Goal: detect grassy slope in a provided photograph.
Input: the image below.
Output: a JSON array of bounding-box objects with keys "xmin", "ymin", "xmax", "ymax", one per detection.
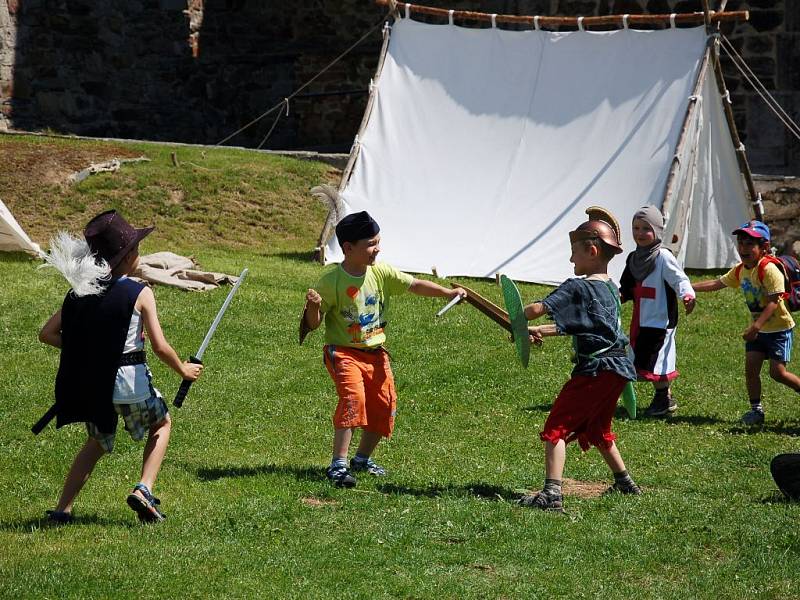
[{"xmin": 1, "ymin": 135, "xmax": 799, "ymax": 599}]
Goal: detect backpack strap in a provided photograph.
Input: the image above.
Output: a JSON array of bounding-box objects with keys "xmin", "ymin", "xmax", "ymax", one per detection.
[{"xmin": 756, "ymin": 256, "xmax": 790, "ymax": 300}]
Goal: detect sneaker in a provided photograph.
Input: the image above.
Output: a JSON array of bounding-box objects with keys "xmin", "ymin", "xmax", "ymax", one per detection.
[
  {"xmin": 603, "ymin": 480, "xmax": 642, "ymax": 496},
  {"xmin": 349, "ymin": 457, "xmax": 387, "ymax": 476},
  {"xmin": 643, "ymin": 392, "xmax": 678, "ymax": 417},
  {"xmin": 326, "ymin": 465, "xmax": 357, "ymax": 488},
  {"xmin": 741, "ymin": 408, "xmax": 765, "ymax": 425},
  {"xmin": 45, "ymin": 510, "xmax": 73, "ymax": 525},
  {"xmin": 517, "ymin": 491, "xmax": 564, "ymax": 513},
  {"xmin": 126, "ymin": 483, "xmax": 166, "ymax": 523}
]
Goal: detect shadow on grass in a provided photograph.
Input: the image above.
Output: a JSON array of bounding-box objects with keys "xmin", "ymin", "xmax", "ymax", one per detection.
[
  {"xmin": 661, "ymin": 414, "xmax": 730, "ymax": 426},
  {"xmin": 271, "ymin": 250, "xmax": 318, "ymax": 264},
  {"xmin": 0, "ymin": 513, "xmax": 133, "ymax": 531},
  {"xmin": 727, "ymin": 421, "xmax": 800, "ymax": 436},
  {"xmin": 521, "ymin": 404, "xmax": 550, "ymax": 413},
  {"xmin": 0, "ymin": 251, "xmax": 37, "ymax": 264},
  {"xmin": 195, "ymin": 463, "xmax": 325, "ymax": 483},
  {"xmin": 759, "ymin": 490, "xmax": 799, "ymax": 504},
  {"xmin": 376, "ymin": 481, "xmax": 520, "ymax": 502}
]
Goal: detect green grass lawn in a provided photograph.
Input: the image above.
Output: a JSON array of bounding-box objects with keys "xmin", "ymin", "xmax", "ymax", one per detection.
[{"xmin": 1, "ymin": 135, "xmax": 799, "ymax": 599}]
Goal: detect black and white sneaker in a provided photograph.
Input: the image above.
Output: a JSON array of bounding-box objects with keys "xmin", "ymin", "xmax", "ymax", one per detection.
[
  {"xmin": 326, "ymin": 465, "xmax": 357, "ymax": 488},
  {"xmin": 349, "ymin": 457, "xmax": 387, "ymax": 476}
]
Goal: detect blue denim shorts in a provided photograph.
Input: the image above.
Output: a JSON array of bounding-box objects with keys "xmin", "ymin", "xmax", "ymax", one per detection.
[
  {"xmin": 86, "ymin": 394, "xmax": 169, "ymax": 453},
  {"xmin": 745, "ymin": 329, "xmax": 793, "ymax": 363}
]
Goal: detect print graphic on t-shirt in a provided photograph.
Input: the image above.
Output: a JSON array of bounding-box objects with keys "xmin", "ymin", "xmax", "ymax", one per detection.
[{"xmin": 340, "ymin": 290, "xmax": 384, "ymax": 343}]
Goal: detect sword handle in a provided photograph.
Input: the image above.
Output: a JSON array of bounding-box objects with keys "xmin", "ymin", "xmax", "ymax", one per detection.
[{"xmin": 173, "ymin": 356, "xmax": 203, "ymax": 408}]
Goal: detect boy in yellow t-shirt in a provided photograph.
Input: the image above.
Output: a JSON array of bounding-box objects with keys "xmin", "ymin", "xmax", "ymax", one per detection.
[
  {"xmin": 304, "ymin": 211, "xmax": 465, "ymax": 487},
  {"xmin": 693, "ymin": 220, "xmax": 800, "ymax": 424}
]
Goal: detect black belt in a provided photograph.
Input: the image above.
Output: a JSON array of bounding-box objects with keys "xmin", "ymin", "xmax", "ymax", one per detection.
[{"xmin": 119, "ymin": 351, "xmax": 146, "ymax": 366}]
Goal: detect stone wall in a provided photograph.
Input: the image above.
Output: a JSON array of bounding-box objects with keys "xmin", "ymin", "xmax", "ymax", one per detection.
[{"xmin": 0, "ymin": 1, "xmax": 798, "ymax": 170}]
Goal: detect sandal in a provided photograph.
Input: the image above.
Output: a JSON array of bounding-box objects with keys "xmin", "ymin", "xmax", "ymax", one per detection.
[{"xmin": 126, "ymin": 483, "xmax": 166, "ymax": 523}]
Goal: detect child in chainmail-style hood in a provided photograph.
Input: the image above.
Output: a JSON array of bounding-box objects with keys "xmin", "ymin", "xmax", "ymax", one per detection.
[{"xmin": 620, "ymin": 205, "xmax": 696, "ymax": 417}]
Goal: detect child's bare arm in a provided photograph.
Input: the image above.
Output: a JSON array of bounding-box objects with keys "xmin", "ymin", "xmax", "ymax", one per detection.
[
  {"xmin": 137, "ymin": 288, "xmax": 203, "ymax": 381},
  {"xmin": 743, "ymin": 295, "xmax": 780, "ymax": 341},
  {"xmin": 39, "ymin": 310, "xmax": 63, "ymax": 348},
  {"xmin": 523, "ymin": 302, "xmax": 547, "ymax": 321},
  {"xmin": 409, "ymin": 279, "xmax": 465, "ymax": 300},
  {"xmin": 692, "ymin": 279, "xmax": 725, "ymax": 292},
  {"xmin": 305, "ymin": 289, "xmax": 323, "ymax": 330}
]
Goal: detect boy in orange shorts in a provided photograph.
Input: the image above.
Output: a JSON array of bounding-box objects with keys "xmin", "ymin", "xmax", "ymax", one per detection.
[{"xmin": 304, "ymin": 211, "xmax": 465, "ymax": 487}]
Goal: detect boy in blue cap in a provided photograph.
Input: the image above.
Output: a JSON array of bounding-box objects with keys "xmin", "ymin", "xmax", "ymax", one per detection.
[{"xmin": 693, "ymin": 220, "xmax": 800, "ymax": 424}]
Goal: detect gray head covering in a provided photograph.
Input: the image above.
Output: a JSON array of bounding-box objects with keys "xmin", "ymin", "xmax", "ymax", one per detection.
[{"xmin": 628, "ymin": 205, "xmax": 664, "ymax": 281}]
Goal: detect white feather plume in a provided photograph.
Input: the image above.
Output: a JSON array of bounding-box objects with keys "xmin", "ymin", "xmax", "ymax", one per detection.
[{"xmin": 39, "ymin": 231, "xmax": 111, "ymax": 296}]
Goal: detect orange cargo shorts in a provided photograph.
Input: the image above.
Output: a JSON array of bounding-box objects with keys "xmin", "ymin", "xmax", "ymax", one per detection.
[{"xmin": 323, "ymin": 345, "xmax": 397, "ymax": 438}]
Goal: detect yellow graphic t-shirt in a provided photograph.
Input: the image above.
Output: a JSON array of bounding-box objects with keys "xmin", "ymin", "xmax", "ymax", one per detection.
[
  {"xmin": 315, "ymin": 262, "xmax": 414, "ymax": 349},
  {"xmin": 720, "ymin": 260, "xmax": 795, "ymax": 333}
]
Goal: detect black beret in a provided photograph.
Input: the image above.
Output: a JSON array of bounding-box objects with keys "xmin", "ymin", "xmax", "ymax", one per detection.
[{"xmin": 335, "ymin": 211, "xmax": 380, "ymax": 244}]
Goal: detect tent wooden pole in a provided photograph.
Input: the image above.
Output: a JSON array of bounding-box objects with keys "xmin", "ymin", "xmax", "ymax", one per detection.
[
  {"xmin": 701, "ymin": 0, "xmax": 712, "ymax": 31},
  {"xmin": 374, "ymin": 1, "xmax": 748, "ymax": 29},
  {"xmin": 709, "ymin": 36, "xmax": 762, "ymax": 218},
  {"xmin": 316, "ymin": 20, "xmax": 394, "ymax": 258},
  {"xmin": 661, "ymin": 45, "xmax": 711, "ymax": 222}
]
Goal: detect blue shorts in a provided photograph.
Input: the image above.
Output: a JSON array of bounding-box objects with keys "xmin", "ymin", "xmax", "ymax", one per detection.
[
  {"xmin": 86, "ymin": 394, "xmax": 169, "ymax": 453},
  {"xmin": 745, "ymin": 329, "xmax": 793, "ymax": 363}
]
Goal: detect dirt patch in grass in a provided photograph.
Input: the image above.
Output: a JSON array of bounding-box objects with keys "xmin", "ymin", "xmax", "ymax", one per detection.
[
  {"xmin": 562, "ymin": 478, "xmax": 608, "ymax": 499},
  {"xmin": 300, "ymin": 497, "xmax": 337, "ymax": 507},
  {"xmin": 2, "ymin": 137, "xmax": 141, "ymax": 189}
]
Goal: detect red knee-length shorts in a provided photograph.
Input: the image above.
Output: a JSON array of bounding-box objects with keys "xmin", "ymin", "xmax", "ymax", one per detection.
[{"xmin": 540, "ymin": 371, "xmax": 628, "ymax": 451}]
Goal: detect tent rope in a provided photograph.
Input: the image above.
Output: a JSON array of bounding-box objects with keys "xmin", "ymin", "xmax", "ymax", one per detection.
[
  {"xmin": 214, "ymin": 14, "xmax": 389, "ymax": 147},
  {"xmin": 719, "ymin": 35, "xmax": 800, "ymax": 141}
]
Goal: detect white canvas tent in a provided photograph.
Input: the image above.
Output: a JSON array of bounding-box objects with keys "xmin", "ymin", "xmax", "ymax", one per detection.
[
  {"xmin": 323, "ymin": 9, "xmax": 756, "ymax": 285},
  {"xmin": 0, "ymin": 199, "xmax": 40, "ymax": 254}
]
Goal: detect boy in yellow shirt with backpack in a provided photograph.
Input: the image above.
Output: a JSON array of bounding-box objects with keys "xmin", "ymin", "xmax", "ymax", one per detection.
[{"xmin": 693, "ymin": 220, "xmax": 800, "ymax": 424}]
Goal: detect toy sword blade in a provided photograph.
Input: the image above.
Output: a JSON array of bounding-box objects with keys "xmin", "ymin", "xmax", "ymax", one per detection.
[
  {"xmin": 173, "ymin": 268, "xmax": 248, "ymax": 408},
  {"xmin": 435, "ymin": 294, "xmax": 463, "ymax": 318}
]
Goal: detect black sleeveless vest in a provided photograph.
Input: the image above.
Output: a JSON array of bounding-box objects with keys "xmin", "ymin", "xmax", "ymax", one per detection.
[{"xmin": 54, "ymin": 277, "xmax": 145, "ymax": 433}]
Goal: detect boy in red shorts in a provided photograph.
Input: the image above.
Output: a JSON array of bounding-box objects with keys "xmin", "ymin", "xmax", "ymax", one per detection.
[
  {"xmin": 304, "ymin": 211, "xmax": 465, "ymax": 487},
  {"xmin": 518, "ymin": 212, "xmax": 641, "ymax": 511}
]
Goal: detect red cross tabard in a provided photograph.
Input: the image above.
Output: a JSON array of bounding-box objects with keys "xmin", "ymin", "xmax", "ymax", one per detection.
[{"xmin": 630, "ymin": 282, "xmax": 656, "ymax": 345}]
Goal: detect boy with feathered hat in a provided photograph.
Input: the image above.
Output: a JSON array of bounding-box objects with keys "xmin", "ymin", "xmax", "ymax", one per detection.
[{"xmin": 38, "ymin": 210, "xmax": 203, "ymax": 523}]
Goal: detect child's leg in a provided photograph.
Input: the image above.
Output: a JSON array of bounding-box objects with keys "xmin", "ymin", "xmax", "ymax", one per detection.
[
  {"xmin": 745, "ymin": 351, "xmax": 765, "ymax": 402},
  {"xmin": 597, "ymin": 442, "xmax": 641, "ymax": 495},
  {"xmin": 136, "ymin": 415, "xmax": 171, "ymax": 495},
  {"xmin": 55, "ymin": 437, "xmax": 106, "ymax": 513},
  {"xmin": 597, "ymin": 441, "xmax": 626, "ymax": 473},
  {"xmin": 743, "ymin": 351, "xmax": 767, "ymax": 424},
  {"xmin": 768, "ymin": 360, "xmax": 800, "ymax": 392},
  {"xmin": 544, "ymin": 439, "xmax": 566, "ymax": 480},
  {"xmin": 333, "ymin": 427, "xmax": 354, "ymax": 460},
  {"xmin": 355, "ymin": 430, "xmax": 382, "ymax": 458},
  {"xmin": 518, "ymin": 439, "xmax": 566, "ymax": 511}
]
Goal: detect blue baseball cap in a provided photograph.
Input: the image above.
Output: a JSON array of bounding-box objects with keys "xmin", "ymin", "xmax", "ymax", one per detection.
[{"xmin": 732, "ymin": 220, "xmax": 770, "ymax": 242}]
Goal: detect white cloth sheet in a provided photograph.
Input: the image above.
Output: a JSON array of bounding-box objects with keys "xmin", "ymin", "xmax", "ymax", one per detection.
[{"xmin": 327, "ymin": 19, "xmax": 750, "ymax": 284}]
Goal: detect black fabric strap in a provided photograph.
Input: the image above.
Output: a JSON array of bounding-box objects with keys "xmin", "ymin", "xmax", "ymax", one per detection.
[{"xmin": 119, "ymin": 351, "xmax": 146, "ymax": 366}]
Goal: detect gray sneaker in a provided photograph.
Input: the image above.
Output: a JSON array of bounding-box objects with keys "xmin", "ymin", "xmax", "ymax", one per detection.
[
  {"xmin": 349, "ymin": 457, "xmax": 386, "ymax": 476},
  {"xmin": 603, "ymin": 480, "xmax": 642, "ymax": 496},
  {"xmin": 517, "ymin": 491, "xmax": 564, "ymax": 513},
  {"xmin": 741, "ymin": 408, "xmax": 765, "ymax": 425}
]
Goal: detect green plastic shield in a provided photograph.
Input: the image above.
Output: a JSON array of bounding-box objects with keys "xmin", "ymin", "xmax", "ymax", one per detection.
[{"xmin": 500, "ymin": 275, "xmax": 530, "ymax": 368}]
